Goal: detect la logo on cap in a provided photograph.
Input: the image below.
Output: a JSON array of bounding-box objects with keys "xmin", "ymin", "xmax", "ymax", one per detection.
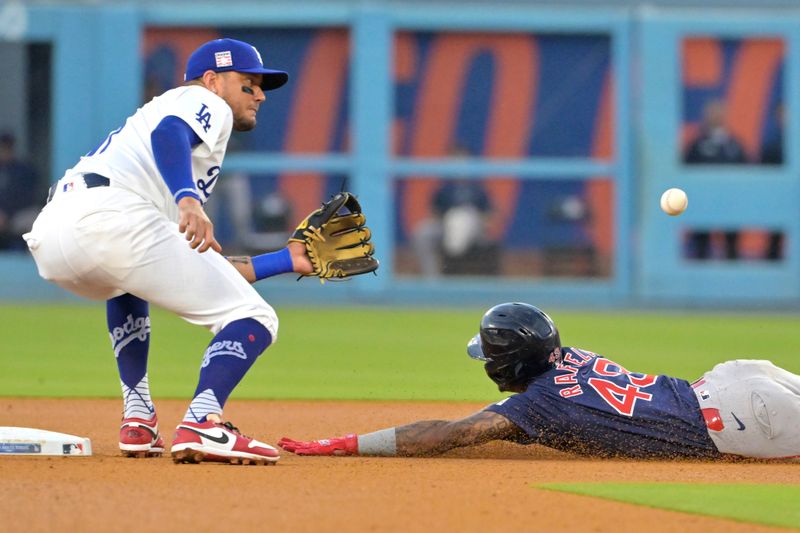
[{"xmin": 215, "ymin": 51, "xmax": 233, "ymax": 68}]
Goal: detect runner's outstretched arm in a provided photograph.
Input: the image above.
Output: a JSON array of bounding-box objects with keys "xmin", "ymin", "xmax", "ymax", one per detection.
[{"xmin": 278, "ymin": 410, "xmax": 523, "ymax": 457}]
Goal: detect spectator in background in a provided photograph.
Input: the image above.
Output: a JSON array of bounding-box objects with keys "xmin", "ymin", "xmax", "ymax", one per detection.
[
  {"xmin": 204, "ymin": 172, "xmax": 292, "ymax": 255},
  {"xmin": 0, "ymin": 133, "xmax": 41, "ymax": 251},
  {"xmin": 684, "ymin": 99, "xmax": 746, "ymax": 260},
  {"xmin": 760, "ymin": 103, "xmax": 784, "ymax": 261},
  {"xmin": 412, "ymin": 145, "xmax": 498, "ymax": 277},
  {"xmin": 760, "ymin": 102, "xmax": 784, "ymax": 166},
  {"xmin": 684, "ymin": 99, "xmax": 748, "ymax": 164}
]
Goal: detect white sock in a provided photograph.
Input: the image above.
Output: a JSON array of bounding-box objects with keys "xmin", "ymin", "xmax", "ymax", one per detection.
[
  {"xmin": 184, "ymin": 388, "xmax": 222, "ymax": 423},
  {"xmin": 121, "ymin": 374, "xmax": 155, "ymax": 420}
]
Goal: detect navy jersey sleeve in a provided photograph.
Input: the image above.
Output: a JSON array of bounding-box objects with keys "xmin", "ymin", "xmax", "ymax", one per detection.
[{"xmin": 488, "ymin": 348, "xmax": 720, "ymax": 459}]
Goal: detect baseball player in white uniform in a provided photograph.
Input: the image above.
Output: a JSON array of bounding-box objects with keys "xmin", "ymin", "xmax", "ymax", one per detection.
[{"xmin": 24, "ymin": 38, "xmax": 313, "ymax": 465}]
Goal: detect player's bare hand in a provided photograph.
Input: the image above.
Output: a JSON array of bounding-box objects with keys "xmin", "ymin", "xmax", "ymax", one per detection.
[
  {"xmin": 287, "ymin": 241, "xmax": 313, "ymax": 275},
  {"xmin": 177, "ymin": 196, "xmax": 222, "ymax": 253}
]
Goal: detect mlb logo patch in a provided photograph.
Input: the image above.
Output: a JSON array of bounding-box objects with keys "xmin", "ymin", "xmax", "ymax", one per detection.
[
  {"xmin": 62, "ymin": 443, "xmax": 85, "ymax": 455},
  {"xmin": 215, "ymin": 51, "xmax": 233, "ymax": 68}
]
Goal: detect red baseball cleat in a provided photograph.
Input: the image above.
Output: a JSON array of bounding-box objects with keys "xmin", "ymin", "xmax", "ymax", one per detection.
[
  {"xmin": 119, "ymin": 415, "xmax": 164, "ymax": 458},
  {"xmin": 170, "ymin": 419, "xmax": 279, "ymax": 466}
]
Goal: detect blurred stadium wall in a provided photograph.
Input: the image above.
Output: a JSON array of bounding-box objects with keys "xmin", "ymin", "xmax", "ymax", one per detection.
[{"xmin": 1, "ymin": 0, "xmax": 798, "ymax": 309}]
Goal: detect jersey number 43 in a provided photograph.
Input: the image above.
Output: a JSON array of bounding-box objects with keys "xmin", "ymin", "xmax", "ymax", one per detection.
[{"xmin": 587, "ymin": 358, "xmax": 658, "ymax": 416}]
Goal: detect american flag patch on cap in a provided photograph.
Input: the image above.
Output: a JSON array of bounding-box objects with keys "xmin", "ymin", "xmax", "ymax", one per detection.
[{"xmin": 215, "ymin": 51, "xmax": 233, "ymax": 68}]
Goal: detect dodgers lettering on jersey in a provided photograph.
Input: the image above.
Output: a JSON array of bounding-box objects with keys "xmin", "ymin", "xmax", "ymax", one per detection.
[
  {"xmin": 59, "ymin": 86, "xmax": 233, "ymax": 222},
  {"xmin": 487, "ymin": 348, "xmax": 720, "ymax": 458}
]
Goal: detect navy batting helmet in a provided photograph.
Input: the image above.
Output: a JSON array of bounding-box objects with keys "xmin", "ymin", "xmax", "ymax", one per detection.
[{"xmin": 467, "ymin": 302, "xmax": 561, "ymax": 392}]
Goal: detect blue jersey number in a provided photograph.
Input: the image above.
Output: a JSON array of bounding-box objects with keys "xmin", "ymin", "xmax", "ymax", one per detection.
[
  {"xmin": 86, "ymin": 127, "xmax": 122, "ymax": 157},
  {"xmin": 197, "ymin": 166, "xmax": 220, "ymax": 200}
]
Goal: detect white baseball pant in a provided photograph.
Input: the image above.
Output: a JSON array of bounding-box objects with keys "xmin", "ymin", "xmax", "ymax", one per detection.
[
  {"xmin": 24, "ymin": 186, "xmax": 278, "ymax": 339},
  {"xmin": 693, "ymin": 359, "xmax": 800, "ymax": 459}
]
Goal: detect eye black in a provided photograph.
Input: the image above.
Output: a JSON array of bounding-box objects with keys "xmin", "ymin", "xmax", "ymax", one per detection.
[{"xmin": 241, "ymin": 86, "xmax": 255, "ymax": 95}]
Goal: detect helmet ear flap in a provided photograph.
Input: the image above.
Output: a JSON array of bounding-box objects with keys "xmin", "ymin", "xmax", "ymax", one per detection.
[{"xmin": 483, "ymin": 359, "xmax": 526, "ymax": 392}]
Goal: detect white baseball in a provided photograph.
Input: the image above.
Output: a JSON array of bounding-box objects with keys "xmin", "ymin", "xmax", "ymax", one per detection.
[{"xmin": 660, "ymin": 188, "xmax": 688, "ymax": 216}]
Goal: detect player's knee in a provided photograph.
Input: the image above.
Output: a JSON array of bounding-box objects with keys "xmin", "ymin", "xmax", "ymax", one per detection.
[
  {"xmin": 215, "ymin": 302, "xmax": 279, "ymax": 343},
  {"xmin": 250, "ymin": 303, "xmax": 279, "ymax": 342},
  {"xmin": 227, "ymin": 317, "xmax": 273, "ymax": 355}
]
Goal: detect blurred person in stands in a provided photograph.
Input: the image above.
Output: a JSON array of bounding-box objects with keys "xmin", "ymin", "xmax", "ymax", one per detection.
[
  {"xmin": 684, "ymin": 99, "xmax": 748, "ymax": 164},
  {"xmin": 760, "ymin": 102, "xmax": 783, "ymax": 166},
  {"xmin": 760, "ymin": 103, "xmax": 784, "ymax": 261},
  {"xmin": 205, "ymin": 172, "xmax": 292, "ymax": 255},
  {"xmin": 684, "ymin": 99, "xmax": 746, "ymax": 260},
  {"xmin": 0, "ymin": 133, "xmax": 41, "ymax": 251},
  {"xmin": 412, "ymin": 145, "xmax": 498, "ymax": 277}
]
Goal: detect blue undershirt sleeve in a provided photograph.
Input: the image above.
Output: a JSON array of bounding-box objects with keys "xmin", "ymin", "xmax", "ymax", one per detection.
[{"xmin": 151, "ymin": 115, "xmax": 204, "ymax": 203}]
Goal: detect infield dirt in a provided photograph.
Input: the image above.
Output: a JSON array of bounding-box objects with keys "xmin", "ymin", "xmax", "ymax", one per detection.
[{"xmin": 1, "ymin": 398, "xmax": 797, "ymax": 532}]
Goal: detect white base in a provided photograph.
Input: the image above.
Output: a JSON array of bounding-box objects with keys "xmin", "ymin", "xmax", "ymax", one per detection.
[{"xmin": 0, "ymin": 427, "xmax": 92, "ymax": 456}]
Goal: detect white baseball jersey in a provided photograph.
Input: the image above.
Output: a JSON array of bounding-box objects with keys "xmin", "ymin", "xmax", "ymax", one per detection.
[
  {"xmin": 25, "ymin": 85, "xmax": 278, "ymax": 338},
  {"xmin": 60, "ymin": 85, "xmax": 232, "ymax": 221}
]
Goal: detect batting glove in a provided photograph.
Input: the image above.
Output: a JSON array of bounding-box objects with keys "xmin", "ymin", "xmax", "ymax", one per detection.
[{"xmin": 277, "ymin": 434, "xmax": 359, "ymax": 456}]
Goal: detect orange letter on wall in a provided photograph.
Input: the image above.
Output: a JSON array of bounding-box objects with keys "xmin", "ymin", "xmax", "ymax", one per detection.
[
  {"xmin": 401, "ymin": 33, "xmax": 538, "ymax": 240},
  {"xmin": 279, "ymin": 30, "xmax": 350, "ymax": 217}
]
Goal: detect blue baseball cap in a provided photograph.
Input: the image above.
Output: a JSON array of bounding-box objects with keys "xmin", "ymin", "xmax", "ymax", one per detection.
[{"xmin": 184, "ymin": 38, "xmax": 288, "ymax": 91}]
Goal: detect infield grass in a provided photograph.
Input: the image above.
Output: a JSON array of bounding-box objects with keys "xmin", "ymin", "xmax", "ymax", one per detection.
[
  {"xmin": 539, "ymin": 483, "xmax": 800, "ymax": 529},
  {"xmin": 1, "ymin": 303, "xmax": 799, "ymax": 401}
]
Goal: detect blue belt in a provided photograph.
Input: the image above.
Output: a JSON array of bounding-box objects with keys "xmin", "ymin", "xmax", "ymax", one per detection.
[{"xmin": 47, "ymin": 173, "xmax": 110, "ymax": 203}]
